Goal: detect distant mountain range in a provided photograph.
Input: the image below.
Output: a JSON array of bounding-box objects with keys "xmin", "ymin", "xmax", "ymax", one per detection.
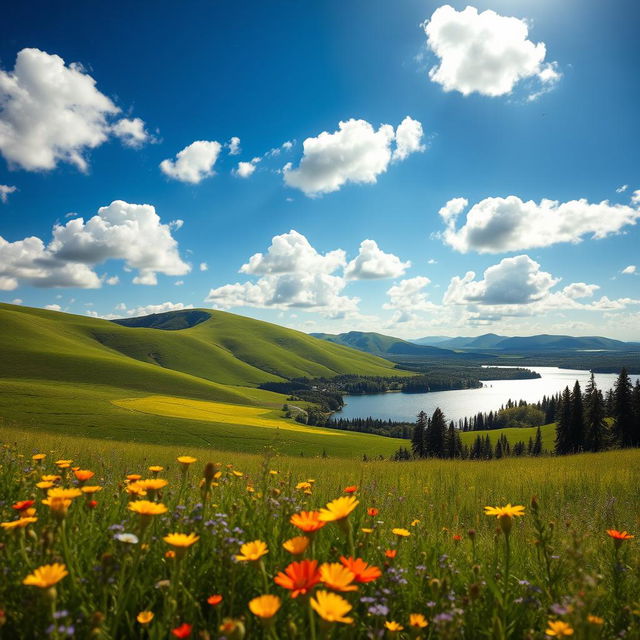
[
  {"xmin": 310, "ymin": 331, "xmax": 455, "ymax": 357},
  {"xmin": 410, "ymin": 333, "xmax": 639, "ymax": 351}
]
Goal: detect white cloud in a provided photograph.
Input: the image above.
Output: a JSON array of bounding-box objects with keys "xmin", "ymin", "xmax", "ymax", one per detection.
[
  {"xmin": 616, "ymin": 184, "xmax": 628, "ymax": 193},
  {"xmin": 10, "ymin": 298, "xmax": 22, "ymax": 304},
  {"xmin": 392, "ymin": 117, "xmax": 425, "ymax": 161},
  {"xmin": 344, "ymin": 239, "xmax": 410, "ymax": 280},
  {"xmin": 632, "ymin": 190, "xmax": 640, "ymax": 205},
  {"xmin": 240, "ymin": 230, "xmax": 346, "ymax": 275},
  {"xmin": 199, "ymin": 262, "xmax": 208, "ymax": 272},
  {"xmin": 622, "ymin": 265, "xmax": 637, "ymax": 275},
  {"xmin": 444, "ymin": 255, "xmax": 559, "ymax": 305},
  {"xmin": 174, "ymin": 280, "xmax": 184, "ymax": 286},
  {"xmin": 439, "ymin": 195, "xmax": 640, "ymax": 253},
  {"xmin": 0, "ymin": 185, "xmax": 17, "ymax": 203},
  {"xmin": 105, "ymin": 275, "xmax": 119, "ymax": 285},
  {"xmin": 384, "ymin": 277, "xmax": 433, "ymax": 312},
  {"xmin": 122, "ymin": 301, "xmax": 194, "ymax": 317},
  {"xmin": 234, "ymin": 158, "xmax": 260, "ymax": 178},
  {"xmin": 44, "ymin": 304, "xmax": 62, "ymax": 311},
  {"xmin": 160, "ymin": 140, "xmax": 222, "ymax": 183},
  {"xmin": 427, "ymin": 258, "xmax": 437, "ymax": 264},
  {"xmin": 0, "ymin": 48, "xmax": 147, "ymax": 171},
  {"xmin": 111, "ymin": 117, "xmax": 150, "ymax": 148},
  {"xmin": 423, "ymin": 5, "xmax": 560, "ymax": 98},
  {"xmin": 283, "ymin": 117, "xmax": 424, "ymax": 196},
  {"xmin": 562, "ymin": 282, "xmax": 600, "ymax": 299},
  {"xmin": 206, "ymin": 230, "xmax": 357, "ymax": 318},
  {"xmin": 228, "ymin": 136, "xmax": 241, "ymax": 155},
  {"xmin": 0, "ymin": 200, "xmax": 188, "ymax": 290}
]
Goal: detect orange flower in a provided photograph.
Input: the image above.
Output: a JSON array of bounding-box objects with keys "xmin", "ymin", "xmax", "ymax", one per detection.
[
  {"xmin": 339, "ymin": 557, "xmax": 382, "ymax": 583},
  {"xmin": 207, "ymin": 594, "xmax": 223, "ymax": 606},
  {"xmin": 12, "ymin": 500, "xmax": 35, "ymax": 512},
  {"xmin": 290, "ymin": 510, "xmax": 326, "ymax": 533},
  {"xmin": 409, "ymin": 613, "xmax": 429, "ymax": 628},
  {"xmin": 74, "ymin": 469, "xmax": 95, "ymax": 483},
  {"xmin": 343, "ymin": 485, "xmax": 358, "ymax": 494},
  {"xmin": 171, "ymin": 623, "xmax": 192, "ymax": 638},
  {"xmin": 385, "ymin": 549, "xmax": 397, "ymax": 559},
  {"xmin": 319, "ymin": 562, "xmax": 358, "ymax": 592},
  {"xmin": 367, "ymin": 507, "xmax": 379, "ymax": 517},
  {"xmin": 274, "ymin": 559, "xmax": 321, "ymax": 598},
  {"xmin": 282, "ymin": 536, "xmax": 309, "ymax": 556},
  {"xmin": 318, "ymin": 496, "xmax": 359, "ymax": 522},
  {"xmin": 452, "ymin": 534, "xmax": 463, "ymax": 542},
  {"xmin": 606, "ymin": 529, "xmax": 633, "ymax": 543}
]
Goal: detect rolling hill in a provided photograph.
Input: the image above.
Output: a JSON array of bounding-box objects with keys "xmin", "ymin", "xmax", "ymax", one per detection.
[{"xmin": 0, "ymin": 303, "xmax": 407, "ymax": 457}]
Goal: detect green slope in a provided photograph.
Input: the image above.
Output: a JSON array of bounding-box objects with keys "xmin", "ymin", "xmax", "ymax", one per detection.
[
  {"xmin": 460, "ymin": 423, "xmax": 556, "ymax": 452},
  {"xmin": 0, "ymin": 303, "xmax": 407, "ymax": 457}
]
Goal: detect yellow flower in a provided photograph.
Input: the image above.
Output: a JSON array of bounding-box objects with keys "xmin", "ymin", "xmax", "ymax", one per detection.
[
  {"xmin": 484, "ymin": 504, "xmax": 525, "ymax": 535},
  {"xmin": 283, "ymin": 536, "xmax": 309, "ymax": 556},
  {"xmin": 1, "ymin": 517, "xmax": 37, "ymax": 530},
  {"xmin": 409, "ymin": 613, "xmax": 428, "ymax": 628},
  {"xmin": 125, "ymin": 482, "xmax": 147, "ymax": 497},
  {"xmin": 137, "ymin": 478, "xmax": 169, "ymax": 492},
  {"xmin": 128, "ymin": 500, "xmax": 168, "ymax": 527},
  {"xmin": 310, "ymin": 590, "xmax": 353, "ymax": 624},
  {"xmin": 126, "ymin": 474, "xmax": 142, "ymax": 482},
  {"xmin": 36, "ymin": 481, "xmax": 54, "ymax": 490},
  {"xmin": 296, "ymin": 481, "xmax": 312, "ymax": 491},
  {"xmin": 32, "ymin": 453, "xmax": 46, "ymax": 462},
  {"xmin": 137, "ymin": 611, "xmax": 154, "ymax": 625},
  {"xmin": 163, "ymin": 532, "xmax": 200, "ymax": 548},
  {"xmin": 148, "ymin": 465, "xmax": 164, "ymax": 473},
  {"xmin": 23, "ymin": 563, "xmax": 68, "ymax": 588},
  {"xmin": 81, "ymin": 486, "xmax": 103, "ymax": 494},
  {"xmin": 385, "ymin": 621, "xmax": 404, "ymax": 632},
  {"xmin": 249, "ymin": 594, "xmax": 281, "ymax": 619},
  {"xmin": 392, "ymin": 528, "xmax": 411, "ymax": 537},
  {"xmin": 587, "ymin": 615, "xmax": 604, "ymax": 625},
  {"xmin": 232, "ymin": 470, "xmax": 244, "ymax": 477},
  {"xmin": 361, "ymin": 528, "xmax": 374, "ymax": 534},
  {"xmin": 546, "ymin": 621, "xmax": 574, "ymax": 637},
  {"xmin": 318, "ymin": 496, "xmax": 359, "ymax": 522},
  {"xmin": 41, "ymin": 475, "xmax": 61, "ymax": 483},
  {"xmin": 411, "ymin": 519, "xmax": 420, "ymax": 527},
  {"xmin": 177, "ymin": 455, "xmax": 197, "ymax": 467},
  {"xmin": 55, "ymin": 459, "xmax": 73, "ymax": 467},
  {"xmin": 47, "ymin": 487, "xmax": 82, "ymax": 500},
  {"xmin": 42, "ymin": 497, "xmax": 72, "ymax": 517},
  {"xmin": 319, "ymin": 562, "xmax": 357, "ymax": 592},
  {"xmin": 236, "ymin": 539, "xmax": 268, "ymax": 562}
]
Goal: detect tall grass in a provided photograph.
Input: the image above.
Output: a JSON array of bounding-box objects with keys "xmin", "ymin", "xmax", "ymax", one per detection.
[{"xmin": 0, "ymin": 426, "xmax": 638, "ymax": 639}]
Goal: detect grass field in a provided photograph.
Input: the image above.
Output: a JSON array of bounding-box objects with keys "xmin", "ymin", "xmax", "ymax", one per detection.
[
  {"xmin": 0, "ymin": 426, "xmax": 638, "ymax": 638},
  {"xmin": 460, "ymin": 423, "xmax": 556, "ymax": 451}
]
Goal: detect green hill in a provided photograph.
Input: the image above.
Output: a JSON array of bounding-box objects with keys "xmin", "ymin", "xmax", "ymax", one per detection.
[
  {"xmin": 460, "ymin": 423, "xmax": 556, "ymax": 452},
  {"xmin": 0, "ymin": 304, "xmax": 407, "ymax": 457}
]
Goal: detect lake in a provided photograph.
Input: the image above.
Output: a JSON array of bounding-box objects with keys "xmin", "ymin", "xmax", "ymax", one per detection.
[{"xmin": 336, "ymin": 366, "xmax": 640, "ymax": 423}]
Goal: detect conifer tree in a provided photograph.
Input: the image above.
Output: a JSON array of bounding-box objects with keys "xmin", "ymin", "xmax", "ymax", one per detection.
[
  {"xmin": 555, "ymin": 386, "xmax": 573, "ymax": 455},
  {"xmin": 425, "ymin": 408, "xmax": 447, "ymax": 457},
  {"xmin": 613, "ymin": 368, "xmax": 634, "ymax": 447},
  {"xmin": 584, "ymin": 373, "xmax": 606, "ymax": 452},
  {"xmin": 533, "ymin": 426, "xmax": 543, "ymax": 456},
  {"xmin": 570, "ymin": 380, "xmax": 584, "ymax": 452},
  {"xmin": 631, "ymin": 379, "xmax": 640, "ymax": 447},
  {"xmin": 411, "ymin": 411, "xmax": 427, "ymax": 458}
]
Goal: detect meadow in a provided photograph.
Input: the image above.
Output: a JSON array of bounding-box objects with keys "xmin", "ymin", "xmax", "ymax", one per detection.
[{"xmin": 1, "ymin": 425, "xmax": 638, "ymax": 639}]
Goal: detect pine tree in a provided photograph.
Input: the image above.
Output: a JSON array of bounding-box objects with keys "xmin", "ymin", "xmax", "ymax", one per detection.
[
  {"xmin": 555, "ymin": 386, "xmax": 573, "ymax": 455},
  {"xmin": 584, "ymin": 373, "xmax": 606, "ymax": 452},
  {"xmin": 533, "ymin": 426, "xmax": 543, "ymax": 456},
  {"xmin": 411, "ymin": 411, "xmax": 427, "ymax": 458},
  {"xmin": 425, "ymin": 408, "xmax": 447, "ymax": 457},
  {"xmin": 613, "ymin": 368, "xmax": 634, "ymax": 447},
  {"xmin": 631, "ymin": 379, "xmax": 640, "ymax": 447},
  {"xmin": 569, "ymin": 380, "xmax": 584, "ymax": 452}
]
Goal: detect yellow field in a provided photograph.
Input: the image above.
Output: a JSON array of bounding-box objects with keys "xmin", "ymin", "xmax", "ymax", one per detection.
[{"xmin": 112, "ymin": 395, "xmax": 344, "ymax": 436}]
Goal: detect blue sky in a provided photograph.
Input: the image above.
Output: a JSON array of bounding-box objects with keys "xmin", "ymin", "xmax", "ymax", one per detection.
[{"xmin": 1, "ymin": 0, "xmax": 639, "ymax": 339}]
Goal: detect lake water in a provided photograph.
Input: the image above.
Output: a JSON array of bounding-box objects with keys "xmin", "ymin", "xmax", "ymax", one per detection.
[{"xmin": 336, "ymin": 366, "xmax": 640, "ymax": 423}]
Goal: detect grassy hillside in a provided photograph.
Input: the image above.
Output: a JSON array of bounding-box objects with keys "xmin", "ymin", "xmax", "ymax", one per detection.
[
  {"xmin": 460, "ymin": 423, "xmax": 556, "ymax": 451},
  {"xmin": 0, "ymin": 303, "xmax": 407, "ymax": 456}
]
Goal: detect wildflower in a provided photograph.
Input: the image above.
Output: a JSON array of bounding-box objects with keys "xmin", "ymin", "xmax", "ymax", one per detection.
[
  {"xmin": 55, "ymin": 459, "xmax": 73, "ymax": 467},
  {"xmin": 290, "ymin": 510, "xmax": 326, "ymax": 533},
  {"xmin": 545, "ymin": 620, "xmax": 574, "ymax": 636},
  {"xmin": 12, "ymin": 500, "xmax": 35, "ymax": 512},
  {"xmin": 339, "ymin": 557, "xmax": 382, "ymax": 583},
  {"xmin": 165, "ymin": 550, "xmax": 176, "ymax": 559},
  {"xmin": 81, "ymin": 486, "xmax": 102, "ymax": 495},
  {"xmin": 128, "ymin": 500, "xmax": 168, "ymax": 528},
  {"xmin": 177, "ymin": 456, "xmax": 197, "ymax": 469},
  {"xmin": 235, "ymin": 540, "xmax": 268, "ymax": 562},
  {"xmin": 310, "ymin": 590, "xmax": 353, "ymax": 624},
  {"xmin": 296, "ymin": 481, "xmax": 312, "ymax": 491},
  {"xmin": 171, "ymin": 622, "xmax": 192, "ymax": 638},
  {"xmin": 137, "ymin": 478, "xmax": 169, "ymax": 492},
  {"xmin": 606, "ymin": 529, "xmax": 634, "ymax": 548},
  {"xmin": 41, "ymin": 475, "xmax": 61, "ymax": 483},
  {"xmin": 385, "ymin": 549, "xmax": 397, "ymax": 559},
  {"xmin": 452, "ymin": 534, "xmax": 462, "ymax": 542},
  {"xmin": 137, "ymin": 611, "xmax": 154, "ymax": 625},
  {"xmin": 219, "ymin": 619, "xmax": 245, "ymax": 638},
  {"xmin": 1, "ymin": 517, "xmax": 37, "ymax": 530},
  {"xmin": 115, "ymin": 533, "xmax": 139, "ymax": 545},
  {"xmin": 32, "ymin": 453, "xmax": 46, "ymax": 462},
  {"xmin": 74, "ymin": 469, "xmax": 95, "ymax": 483},
  {"xmin": 283, "ymin": 536, "xmax": 309, "ymax": 556},
  {"xmin": 23, "ymin": 563, "xmax": 68, "ymax": 588},
  {"xmin": 126, "ymin": 474, "xmax": 142, "ymax": 482},
  {"xmin": 125, "ymin": 482, "xmax": 147, "ymax": 497},
  {"xmin": 409, "ymin": 613, "xmax": 429, "ymax": 628},
  {"xmin": 344, "ymin": 485, "xmax": 358, "ymax": 493},
  {"xmin": 36, "ymin": 481, "xmax": 54, "ymax": 490},
  {"xmin": 319, "ymin": 562, "xmax": 358, "ymax": 592},
  {"xmin": 207, "ymin": 594, "xmax": 223, "ymax": 606},
  {"xmin": 484, "ymin": 504, "xmax": 525, "ymax": 535},
  {"xmin": 163, "ymin": 533, "xmax": 200, "ymax": 558},
  {"xmin": 318, "ymin": 496, "xmax": 359, "ymax": 522},
  {"xmin": 392, "ymin": 528, "xmax": 411, "ymax": 537},
  {"xmin": 148, "ymin": 465, "xmax": 164, "ymax": 474},
  {"xmin": 587, "ymin": 615, "xmax": 604, "ymax": 625},
  {"xmin": 274, "ymin": 559, "xmax": 321, "ymax": 597},
  {"xmin": 249, "ymin": 594, "xmax": 281, "ymax": 619},
  {"xmin": 231, "ymin": 470, "xmax": 244, "ymax": 477},
  {"xmin": 367, "ymin": 507, "xmax": 379, "ymax": 517},
  {"xmin": 411, "ymin": 519, "xmax": 420, "ymax": 526},
  {"xmin": 47, "ymin": 487, "xmax": 82, "ymax": 500},
  {"xmin": 42, "ymin": 497, "xmax": 72, "ymax": 519},
  {"xmin": 361, "ymin": 528, "xmax": 374, "ymax": 534},
  {"xmin": 385, "ymin": 621, "xmax": 404, "ymax": 632}
]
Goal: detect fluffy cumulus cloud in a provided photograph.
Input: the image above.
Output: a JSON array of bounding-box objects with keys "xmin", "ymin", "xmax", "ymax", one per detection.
[
  {"xmin": 160, "ymin": 140, "xmax": 222, "ymax": 183},
  {"xmin": 439, "ymin": 195, "xmax": 640, "ymax": 253},
  {"xmin": 227, "ymin": 137, "xmax": 241, "ymax": 155},
  {"xmin": 206, "ymin": 230, "xmax": 358, "ymax": 317},
  {"xmin": 0, "ymin": 48, "xmax": 149, "ymax": 171},
  {"xmin": 383, "ymin": 276, "xmax": 437, "ymax": 323},
  {"xmin": 444, "ymin": 255, "xmax": 559, "ymax": 306},
  {"xmin": 622, "ymin": 265, "xmax": 637, "ymax": 275},
  {"xmin": 632, "ymin": 190, "xmax": 640, "ymax": 205},
  {"xmin": 344, "ymin": 240, "xmax": 410, "ymax": 280},
  {"xmin": 283, "ymin": 116, "xmax": 424, "ymax": 196},
  {"xmin": 0, "ymin": 184, "xmax": 16, "ymax": 203},
  {"xmin": 0, "ymin": 200, "xmax": 189, "ymax": 290},
  {"xmin": 111, "ymin": 117, "xmax": 150, "ymax": 148},
  {"xmin": 423, "ymin": 5, "xmax": 560, "ymax": 98},
  {"xmin": 234, "ymin": 158, "xmax": 260, "ymax": 178}
]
